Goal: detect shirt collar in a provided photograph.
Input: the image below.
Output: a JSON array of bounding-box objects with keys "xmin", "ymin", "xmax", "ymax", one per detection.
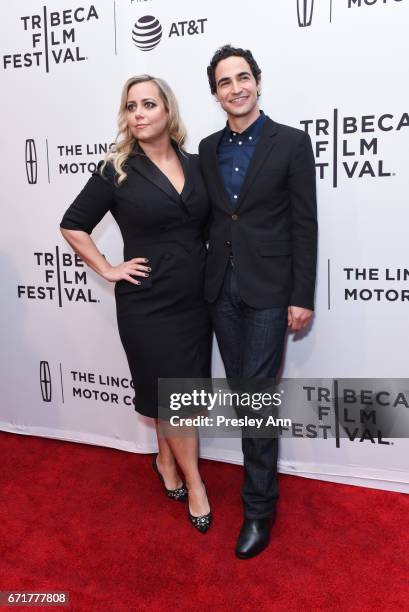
[{"xmin": 224, "ymin": 110, "xmax": 266, "ymax": 142}]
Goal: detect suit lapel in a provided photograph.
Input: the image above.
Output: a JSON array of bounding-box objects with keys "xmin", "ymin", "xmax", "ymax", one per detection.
[
  {"xmin": 206, "ymin": 130, "xmax": 231, "ymax": 211},
  {"xmin": 236, "ymin": 117, "xmax": 278, "ymax": 210}
]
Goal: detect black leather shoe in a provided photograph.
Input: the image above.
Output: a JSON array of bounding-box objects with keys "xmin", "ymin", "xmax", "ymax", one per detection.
[
  {"xmin": 151, "ymin": 454, "xmax": 187, "ymax": 502},
  {"xmin": 235, "ymin": 516, "xmax": 274, "ymax": 559}
]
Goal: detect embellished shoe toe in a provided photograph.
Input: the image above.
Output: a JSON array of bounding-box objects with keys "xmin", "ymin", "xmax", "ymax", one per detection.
[
  {"xmin": 188, "ymin": 509, "xmax": 212, "ymax": 533},
  {"xmin": 187, "ymin": 482, "xmax": 212, "ymax": 533},
  {"xmin": 166, "ymin": 485, "xmax": 188, "ymax": 502}
]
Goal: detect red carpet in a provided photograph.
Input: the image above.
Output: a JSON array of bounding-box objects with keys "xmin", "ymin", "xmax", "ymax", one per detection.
[{"xmin": 1, "ymin": 431, "xmax": 408, "ymax": 611}]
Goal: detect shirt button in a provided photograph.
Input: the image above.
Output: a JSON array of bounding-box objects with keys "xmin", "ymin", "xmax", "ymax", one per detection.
[
  {"xmin": 233, "ymin": 132, "xmax": 237, "ymax": 136},
  {"xmin": 229, "ymin": 138, "xmax": 232, "ymax": 142},
  {"xmin": 232, "ymin": 214, "xmax": 238, "ymax": 221},
  {"xmin": 225, "ymin": 240, "xmax": 231, "ymax": 247},
  {"xmin": 235, "ymin": 167, "xmax": 239, "ymax": 172},
  {"xmin": 238, "ymin": 141, "xmax": 242, "ymax": 145},
  {"xmin": 233, "ymin": 195, "xmax": 238, "ymax": 199},
  {"xmin": 249, "ymin": 136, "xmax": 253, "ymax": 140}
]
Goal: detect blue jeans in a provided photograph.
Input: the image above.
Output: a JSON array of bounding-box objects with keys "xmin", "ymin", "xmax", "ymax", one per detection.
[{"xmin": 211, "ymin": 260, "xmax": 288, "ymax": 518}]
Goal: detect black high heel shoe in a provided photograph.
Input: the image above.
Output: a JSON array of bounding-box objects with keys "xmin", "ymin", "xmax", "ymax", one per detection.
[
  {"xmin": 151, "ymin": 454, "xmax": 187, "ymax": 502},
  {"xmin": 188, "ymin": 483, "xmax": 212, "ymax": 533}
]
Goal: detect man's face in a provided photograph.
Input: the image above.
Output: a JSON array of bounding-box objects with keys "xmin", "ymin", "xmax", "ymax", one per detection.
[{"xmin": 214, "ymin": 55, "xmax": 260, "ymax": 118}]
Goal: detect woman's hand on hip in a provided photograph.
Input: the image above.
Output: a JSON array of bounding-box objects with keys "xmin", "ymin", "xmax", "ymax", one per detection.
[{"xmin": 102, "ymin": 257, "xmax": 151, "ymax": 285}]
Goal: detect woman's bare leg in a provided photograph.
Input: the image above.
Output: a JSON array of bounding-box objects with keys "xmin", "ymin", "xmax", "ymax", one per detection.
[
  {"xmin": 154, "ymin": 420, "xmax": 184, "ymax": 490},
  {"xmin": 158, "ymin": 420, "xmax": 210, "ymax": 517}
]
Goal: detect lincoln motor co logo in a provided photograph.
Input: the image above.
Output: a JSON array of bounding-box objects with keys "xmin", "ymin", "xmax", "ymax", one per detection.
[
  {"xmin": 23, "ymin": 138, "xmax": 114, "ymax": 183},
  {"xmin": 297, "ymin": 0, "xmax": 404, "ymax": 27},
  {"xmin": 40, "ymin": 361, "xmax": 136, "ymax": 407},
  {"xmin": 40, "ymin": 360, "xmax": 52, "ymax": 402},
  {"xmin": 25, "ymin": 139, "xmax": 38, "ymax": 184},
  {"xmin": 297, "ymin": 0, "xmax": 315, "ymax": 27}
]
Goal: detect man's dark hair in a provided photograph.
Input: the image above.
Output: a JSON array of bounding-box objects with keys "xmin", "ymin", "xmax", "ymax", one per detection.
[{"xmin": 207, "ymin": 44, "xmax": 262, "ymax": 95}]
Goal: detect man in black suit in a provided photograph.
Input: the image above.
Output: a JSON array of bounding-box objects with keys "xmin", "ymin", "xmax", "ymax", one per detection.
[{"xmin": 199, "ymin": 45, "xmax": 318, "ymax": 559}]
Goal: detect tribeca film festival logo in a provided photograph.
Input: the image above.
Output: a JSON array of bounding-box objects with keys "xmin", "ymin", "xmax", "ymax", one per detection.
[
  {"xmin": 131, "ymin": 15, "xmax": 208, "ymax": 52},
  {"xmin": 299, "ymin": 110, "xmax": 408, "ymax": 187},
  {"xmin": 300, "ymin": 382, "xmax": 407, "ymax": 448},
  {"xmin": 39, "ymin": 361, "xmax": 136, "ymax": 407},
  {"xmin": 297, "ymin": 0, "xmax": 405, "ymax": 27},
  {"xmin": 17, "ymin": 247, "xmax": 99, "ymax": 307},
  {"xmin": 24, "ymin": 138, "xmax": 114, "ymax": 184},
  {"xmin": 2, "ymin": 5, "xmax": 99, "ymax": 73}
]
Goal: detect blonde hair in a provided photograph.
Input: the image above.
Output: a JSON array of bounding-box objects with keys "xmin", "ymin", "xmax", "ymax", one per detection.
[{"xmin": 101, "ymin": 75, "xmax": 187, "ymax": 184}]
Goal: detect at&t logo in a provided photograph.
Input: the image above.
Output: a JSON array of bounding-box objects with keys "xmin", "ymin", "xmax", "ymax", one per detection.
[
  {"xmin": 131, "ymin": 14, "xmax": 208, "ymax": 52},
  {"xmin": 132, "ymin": 15, "xmax": 162, "ymax": 51}
]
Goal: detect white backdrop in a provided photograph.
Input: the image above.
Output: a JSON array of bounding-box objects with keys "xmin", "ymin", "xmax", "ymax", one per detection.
[{"xmin": 1, "ymin": 0, "xmax": 408, "ymax": 493}]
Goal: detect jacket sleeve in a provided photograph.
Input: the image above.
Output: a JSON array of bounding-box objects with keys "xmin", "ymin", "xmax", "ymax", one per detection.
[
  {"xmin": 288, "ymin": 132, "xmax": 318, "ymax": 310},
  {"xmin": 60, "ymin": 161, "xmax": 116, "ymax": 234}
]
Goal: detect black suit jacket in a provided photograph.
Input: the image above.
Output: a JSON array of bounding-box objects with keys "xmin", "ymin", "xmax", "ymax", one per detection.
[{"xmin": 199, "ymin": 116, "xmax": 318, "ymax": 310}]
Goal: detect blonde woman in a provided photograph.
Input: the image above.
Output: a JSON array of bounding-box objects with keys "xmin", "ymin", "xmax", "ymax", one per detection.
[{"xmin": 60, "ymin": 76, "xmax": 212, "ymax": 532}]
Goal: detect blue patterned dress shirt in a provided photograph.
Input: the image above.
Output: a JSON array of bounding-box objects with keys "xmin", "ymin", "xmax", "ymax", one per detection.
[{"xmin": 217, "ymin": 110, "xmax": 266, "ymax": 209}]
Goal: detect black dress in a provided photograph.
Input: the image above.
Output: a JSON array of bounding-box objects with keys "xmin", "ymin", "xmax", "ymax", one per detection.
[{"xmin": 60, "ymin": 145, "xmax": 212, "ymax": 418}]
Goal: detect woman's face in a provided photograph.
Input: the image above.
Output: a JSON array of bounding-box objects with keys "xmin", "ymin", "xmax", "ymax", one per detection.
[{"xmin": 126, "ymin": 81, "xmax": 169, "ymax": 143}]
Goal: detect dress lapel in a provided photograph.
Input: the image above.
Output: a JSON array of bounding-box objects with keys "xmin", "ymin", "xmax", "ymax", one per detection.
[
  {"xmin": 126, "ymin": 142, "xmax": 184, "ymax": 205},
  {"xmin": 175, "ymin": 147, "xmax": 194, "ymax": 204}
]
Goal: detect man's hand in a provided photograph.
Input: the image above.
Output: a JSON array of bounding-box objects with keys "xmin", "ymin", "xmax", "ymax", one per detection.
[{"xmin": 287, "ymin": 306, "xmax": 313, "ymax": 332}]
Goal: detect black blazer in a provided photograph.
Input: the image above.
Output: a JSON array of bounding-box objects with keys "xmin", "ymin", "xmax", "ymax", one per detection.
[{"xmin": 199, "ymin": 115, "xmax": 318, "ymax": 310}]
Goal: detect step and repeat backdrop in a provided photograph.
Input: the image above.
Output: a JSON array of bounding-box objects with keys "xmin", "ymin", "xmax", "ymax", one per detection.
[{"xmin": 1, "ymin": 0, "xmax": 408, "ymax": 492}]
